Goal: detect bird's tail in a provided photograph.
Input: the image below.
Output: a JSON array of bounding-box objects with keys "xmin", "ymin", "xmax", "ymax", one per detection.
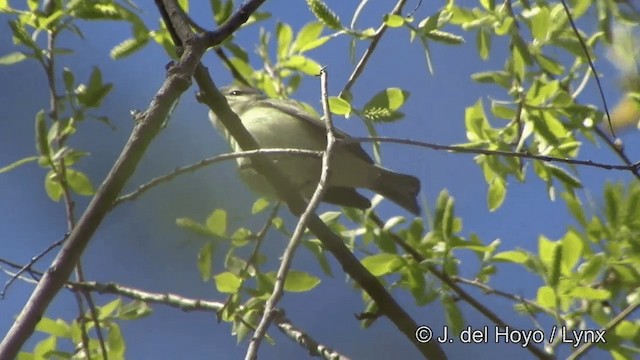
[{"xmin": 372, "ymin": 169, "xmax": 421, "ymax": 215}]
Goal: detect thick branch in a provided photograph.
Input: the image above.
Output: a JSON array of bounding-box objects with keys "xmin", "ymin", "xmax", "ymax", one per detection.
[{"xmin": 0, "ymin": 1, "xmax": 261, "ymax": 358}]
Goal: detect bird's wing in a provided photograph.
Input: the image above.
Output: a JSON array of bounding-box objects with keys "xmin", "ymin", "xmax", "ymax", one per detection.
[{"xmin": 260, "ymin": 100, "xmax": 375, "ymax": 165}]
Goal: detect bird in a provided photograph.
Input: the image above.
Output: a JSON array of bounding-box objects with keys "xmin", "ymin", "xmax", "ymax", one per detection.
[{"xmin": 209, "ymin": 84, "xmax": 421, "ymax": 215}]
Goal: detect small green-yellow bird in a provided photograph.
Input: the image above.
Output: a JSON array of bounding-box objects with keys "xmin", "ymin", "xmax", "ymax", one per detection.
[{"xmin": 209, "ymin": 85, "xmax": 421, "ymax": 215}]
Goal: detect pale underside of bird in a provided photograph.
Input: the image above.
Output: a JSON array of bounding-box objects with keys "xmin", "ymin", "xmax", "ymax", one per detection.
[{"xmin": 209, "ymin": 85, "xmax": 421, "ymax": 215}]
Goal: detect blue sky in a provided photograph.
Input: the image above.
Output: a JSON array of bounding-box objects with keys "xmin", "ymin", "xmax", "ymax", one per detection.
[{"xmin": 0, "ymin": 1, "xmax": 633, "ymax": 359}]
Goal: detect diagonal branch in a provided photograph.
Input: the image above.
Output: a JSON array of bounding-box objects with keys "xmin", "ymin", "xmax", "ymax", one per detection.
[
  {"xmin": 113, "ymin": 149, "xmax": 321, "ymax": 206},
  {"xmin": 340, "ymin": 0, "xmax": 408, "ymax": 97},
  {"xmin": 0, "ymin": 1, "xmax": 263, "ymax": 358},
  {"xmin": 1, "ymin": 256, "xmax": 352, "ymax": 360},
  {"xmin": 244, "ymin": 68, "xmax": 338, "ymax": 360},
  {"xmin": 351, "ymin": 137, "xmax": 640, "ymax": 172},
  {"xmin": 157, "ymin": 2, "xmax": 446, "ymax": 358}
]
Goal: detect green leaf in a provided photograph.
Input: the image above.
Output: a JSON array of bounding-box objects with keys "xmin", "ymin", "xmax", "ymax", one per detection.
[
  {"xmin": 281, "ymin": 55, "xmax": 322, "ymax": 75},
  {"xmin": 568, "ymin": 287, "xmax": 611, "ymax": 300},
  {"xmin": 9, "ymin": 20, "xmax": 39, "ymax": 53},
  {"xmin": 248, "ymin": 13, "xmax": 273, "ymax": 30},
  {"xmin": 578, "ymin": 253, "xmax": 605, "ymax": 283},
  {"xmin": 561, "ymin": 192, "xmax": 587, "ymax": 226},
  {"xmin": 297, "ymin": 35, "xmax": 331, "ymax": 53},
  {"xmin": 107, "ymin": 323, "xmax": 125, "ymax": 358},
  {"xmin": 384, "ymin": 14, "xmax": 405, "ymax": 28},
  {"xmin": 476, "ymin": 29, "xmax": 490, "ymax": 60},
  {"xmin": 176, "ymin": 217, "xmax": 215, "ymax": 237},
  {"xmin": 206, "ymin": 209, "xmax": 227, "ymax": 237},
  {"xmin": 36, "ymin": 318, "xmax": 70, "ymax": 338},
  {"xmin": 362, "ymin": 88, "xmax": 410, "ymax": 123},
  {"xmin": 231, "ymin": 227, "xmax": 252, "ymax": 247},
  {"xmin": 292, "ymin": 22, "xmax": 324, "ymax": 53},
  {"xmin": 418, "ymin": 12, "xmax": 441, "ymax": 33},
  {"xmin": 284, "ymin": 270, "xmax": 321, "ymax": 292},
  {"xmin": 383, "ymin": 216, "xmax": 406, "ymax": 231},
  {"xmin": 45, "ymin": 170, "xmax": 63, "ymax": 201},
  {"xmin": 118, "ymin": 300, "xmax": 152, "ymax": 320},
  {"xmin": 560, "ymin": 230, "xmax": 582, "ymax": 273},
  {"xmin": 530, "ymin": 6, "xmax": 551, "ymax": 42},
  {"xmin": 0, "ymin": 156, "xmax": 38, "ymax": 174},
  {"xmin": 479, "ymin": 0, "xmax": 495, "ymax": 10},
  {"xmin": 276, "ymin": 22, "xmax": 293, "ymax": 60},
  {"xmin": 35, "ymin": 110, "xmax": 50, "ymax": 159},
  {"xmin": 65, "ymin": 169, "xmax": 94, "ymax": 196},
  {"xmin": 197, "ymin": 242, "xmax": 213, "ymax": 281},
  {"xmin": 464, "ymin": 99, "xmax": 489, "ymax": 141},
  {"xmin": 545, "ymin": 164, "xmax": 582, "ymax": 189},
  {"xmin": 361, "ymin": 253, "xmax": 403, "ymax": 276},
  {"xmin": 0, "ymin": 51, "xmax": 28, "ymax": 65},
  {"xmin": 604, "ymin": 183, "xmax": 620, "ymax": 226},
  {"xmin": 535, "ymin": 54, "xmax": 564, "ymax": 75},
  {"xmin": 614, "ymin": 321, "xmax": 638, "ymax": 340},
  {"xmin": 402, "ymin": 264, "xmax": 426, "ymax": 301},
  {"xmin": 214, "ymin": 272, "xmax": 242, "ymax": 294},
  {"xmin": 536, "ymin": 286, "xmax": 556, "ymax": 308},
  {"xmin": 546, "ymin": 240, "xmax": 562, "ymax": 288},
  {"xmin": 443, "ymin": 298, "xmax": 464, "ymax": 334},
  {"xmin": 211, "ymin": 0, "xmax": 233, "ymax": 25},
  {"xmin": 99, "ymin": 298, "xmax": 122, "ymax": 319},
  {"xmin": 306, "ymin": 0, "xmax": 342, "ymax": 30},
  {"xmin": 471, "ymin": 71, "xmax": 511, "ymax": 88},
  {"xmin": 228, "ymin": 57, "xmax": 255, "ymax": 82},
  {"xmin": 487, "ymin": 177, "xmax": 506, "ymax": 211},
  {"xmin": 235, "ymin": 309, "xmax": 259, "ymax": 343},
  {"xmin": 33, "ymin": 336, "xmax": 56, "ymax": 358},
  {"xmin": 511, "ymin": 49, "xmax": 525, "ymax": 81},
  {"xmin": 328, "ymin": 96, "xmax": 351, "ymax": 116},
  {"xmin": 69, "ymin": 1, "xmax": 140, "ymax": 21},
  {"xmin": 304, "ymin": 239, "xmax": 333, "ymax": 276},
  {"xmin": 110, "ymin": 36, "xmax": 150, "ymax": 59},
  {"xmin": 76, "ymin": 72, "xmax": 113, "ymax": 108},
  {"xmin": 56, "ymin": 148, "xmax": 89, "ymax": 167},
  {"xmin": 491, "ymin": 103, "xmax": 515, "ymax": 119},
  {"xmin": 424, "ymin": 30, "xmax": 464, "ymax": 45},
  {"xmin": 493, "ymin": 250, "xmax": 529, "ymax": 264},
  {"xmin": 494, "ymin": 17, "xmax": 513, "ymax": 36},
  {"xmin": 252, "ymin": 198, "xmax": 270, "ymax": 214},
  {"xmin": 440, "ymin": 196, "xmax": 455, "ymax": 238},
  {"xmin": 62, "ymin": 68, "xmax": 74, "ymax": 92}
]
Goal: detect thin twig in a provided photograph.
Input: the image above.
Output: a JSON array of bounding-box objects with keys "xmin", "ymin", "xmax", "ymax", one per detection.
[
  {"xmin": 350, "ymin": 136, "xmax": 640, "ymax": 172},
  {"xmin": 452, "ymin": 276, "xmax": 553, "ymax": 316},
  {"xmin": 216, "ymin": 203, "xmax": 282, "ymax": 321},
  {"xmin": 172, "ymin": 1, "xmax": 445, "ymax": 356},
  {"xmin": 273, "ymin": 310, "xmax": 351, "ymax": 360},
  {"xmin": 559, "ymin": 0, "xmax": 614, "ymax": 137},
  {"xmin": 245, "ymin": 68, "xmax": 337, "ymax": 360},
  {"xmin": 118, "ymin": 133, "xmax": 640, "ymax": 213},
  {"xmin": 339, "ymin": 0, "xmax": 408, "ymax": 98},
  {"xmin": 567, "ymin": 300, "xmax": 640, "ymax": 360},
  {"xmin": 44, "ymin": 23, "xmax": 104, "ymax": 358},
  {"xmin": 368, "ymin": 213, "xmax": 552, "ymax": 360},
  {"xmin": 113, "ymin": 149, "xmax": 321, "ymax": 206},
  {"xmin": 0, "ymin": 0, "xmax": 263, "ymax": 356},
  {"xmin": 0, "ymin": 234, "xmax": 67, "ymax": 299},
  {"xmin": 2, "ymin": 257, "xmax": 351, "ymax": 360},
  {"xmin": 593, "ymin": 126, "xmax": 640, "ymax": 179}
]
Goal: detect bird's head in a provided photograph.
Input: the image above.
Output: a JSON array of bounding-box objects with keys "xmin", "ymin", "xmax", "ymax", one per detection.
[{"xmin": 220, "ymin": 85, "xmax": 265, "ymax": 110}]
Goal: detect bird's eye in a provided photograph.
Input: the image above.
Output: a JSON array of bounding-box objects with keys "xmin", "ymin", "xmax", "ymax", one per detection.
[{"xmin": 230, "ymin": 90, "xmax": 242, "ymax": 96}]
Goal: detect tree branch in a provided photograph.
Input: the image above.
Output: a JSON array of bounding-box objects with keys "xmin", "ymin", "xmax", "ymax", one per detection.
[
  {"xmin": 160, "ymin": 2, "xmax": 447, "ymax": 358},
  {"xmin": 0, "ymin": 0, "xmax": 261, "ymax": 357},
  {"xmin": 245, "ymin": 68, "xmax": 337, "ymax": 359}
]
